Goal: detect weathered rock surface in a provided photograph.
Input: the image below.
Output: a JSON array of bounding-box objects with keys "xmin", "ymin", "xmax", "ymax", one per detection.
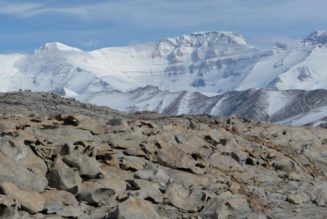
[
  {"xmin": 116, "ymin": 198, "xmax": 162, "ymax": 219},
  {"xmin": 0, "ymin": 91, "xmax": 326, "ymax": 218},
  {"xmin": 1, "ymin": 182, "xmax": 45, "ymax": 213}
]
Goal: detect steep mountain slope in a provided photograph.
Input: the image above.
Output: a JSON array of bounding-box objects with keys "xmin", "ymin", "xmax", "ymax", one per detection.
[
  {"xmin": 0, "ymin": 32, "xmax": 260, "ymax": 93},
  {"xmin": 1, "ymin": 31, "xmax": 327, "ymax": 94},
  {"xmin": 0, "ymin": 45, "xmax": 111, "ymax": 94},
  {"xmin": 75, "ymin": 86, "xmax": 327, "ymax": 127}
]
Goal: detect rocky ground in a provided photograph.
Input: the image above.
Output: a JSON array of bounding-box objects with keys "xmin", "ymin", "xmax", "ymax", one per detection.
[{"xmin": 0, "ymin": 91, "xmax": 327, "ymax": 219}]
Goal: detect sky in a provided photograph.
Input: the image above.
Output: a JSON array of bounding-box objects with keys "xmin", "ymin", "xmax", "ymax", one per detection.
[{"xmin": 1, "ymin": 0, "xmax": 327, "ymax": 52}]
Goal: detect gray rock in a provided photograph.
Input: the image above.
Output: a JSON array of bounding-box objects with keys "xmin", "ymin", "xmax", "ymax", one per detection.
[
  {"xmin": 117, "ymin": 198, "xmax": 162, "ymax": 219},
  {"xmin": 286, "ymin": 193, "xmax": 309, "ymax": 204},
  {"xmin": 42, "ymin": 189, "xmax": 78, "ymax": 214},
  {"xmin": 62, "ymin": 153, "xmax": 102, "ymax": 178},
  {"xmin": 312, "ymin": 187, "xmax": 327, "ymax": 207},
  {"xmin": 131, "ymin": 179, "xmax": 164, "ymax": 203},
  {"xmin": 1, "ymin": 182, "xmax": 45, "ymax": 213},
  {"xmin": 47, "ymin": 157, "xmax": 82, "ymax": 194},
  {"xmin": 0, "ymin": 91, "xmax": 326, "ymax": 219},
  {"xmin": 0, "ymin": 195, "xmax": 19, "ymax": 219},
  {"xmin": 166, "ymin": 183, "xmax": 206, "ymax": 212},
  {"xmin": 134, "ymin": 166, "xmax": 170, "ymax": 187},
  {"xmin": 0, "ymin": 152, "xmax": 48, "ymax": 192},
  {"xmin": 90, "ymin": 206, "xmax": 116, "ymax": 219},
  {"xmin": 77, "ymin": 181, "xmax": 116, "ymax": 206},
  {"xmin": 59, "ymin": 206, "xmax": 84, "ymax": 218}
]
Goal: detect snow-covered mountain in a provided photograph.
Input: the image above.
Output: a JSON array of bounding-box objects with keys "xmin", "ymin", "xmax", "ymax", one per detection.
[
  {"xmin": 1, "ymin": 30, "xmax": 327, "ymax": 126},
  {"xmin": 1, "ymin": 31, "xmax": 327, "ymax": 93},
  {"xmin": 73, "ymin": 86, "xmax": 327, "ymax": 127}
]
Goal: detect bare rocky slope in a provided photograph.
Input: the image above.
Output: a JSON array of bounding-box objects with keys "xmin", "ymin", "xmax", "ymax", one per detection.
[{"xmin": 0, "ymin": 91, "xmax": 327, "ymax": 219}]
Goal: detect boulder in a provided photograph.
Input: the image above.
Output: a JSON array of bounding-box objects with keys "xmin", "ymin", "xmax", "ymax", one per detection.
[
  {"xmin": 1, "ymin": 182, "xmax": 45, "ymax": 213},
  {"xmin": 166, "ymin": 183, "xmax": 206, "ymax": 212},
  {"xmin": 117, "ymin": 198, "xmax": 161, "ymax": 219},
  {"xmin": 0, "ymin": 195, "xmax": 18, "ymax": 219},
  {"xmin": 42, "ymin": 189, "xmax": 78, "ymax": 214},
  {"xmin": 94, "ymin": 178, "xmax": 127, "ymax": 197},
  {"xmin": 59, "ymin": 206, "xmax": 84, "ymax": 218},
  {"xmin": 90, "ymin": 206, "xmax": 116, "ymax": 219},
  {"xmin": 286, "ymin": 193, "xmax": 309, "ymax": 204},
  {"xmin": 312, "ymin": 187, "xmax": 327, "ymax": 207},
  {"xmin": 131, "ymin": 179, "xmax": 164, "ymax": 203},
  {"xmin": 155, "ymin": 147, "xmax": 206, "ymax": 174},
  {"xmin": 134, "ymin": 166, "xmax": 170, "ymax": 187},
  {"xmin": 0, "ymin": 138, "xmax": 47, "ymax": 176},
  {"xmin": 77, "ymin": 181, "xmax": 115, "ymax": 206},
  {"xmin": 226, "ymin": 196, "xmax": 250, "ymax": 212},
  {"xmin": 0, "ymin": 152, "xmax": 48, "ymax": 192},
  {"xmin": 209, "ymin": 152, "xmax": 244, "ymax": 172},
  {"xmin": 47, "ymin": 157, "xmax": 82, "ymax": 194},
  {"xmin": 73, "ymin": 115, "xmax": 104, "ymax": 135},
  {"xmin": 62, "ymin": 153, "xmax": 102, "ymax": 178}
]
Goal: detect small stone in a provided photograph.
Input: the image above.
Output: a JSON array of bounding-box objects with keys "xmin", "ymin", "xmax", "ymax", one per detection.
[
  {"xmin": 312, "ymin": 187, "xmax": 327, "ymax": 206},
  {"xmin": 229, "ymin": 182, "xmax": 241, "ymax": 194},
  {"xmin": 225, "ymin": 196, "xmax": 250, "ymax": 212},
  {"xmin": 286, "ymin": 193, "xmax": 309, "ymax": 204}
]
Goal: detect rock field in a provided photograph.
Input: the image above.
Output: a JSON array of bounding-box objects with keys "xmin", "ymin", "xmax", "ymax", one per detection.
[{"xmin": 0, "ymin": 91, "xmax": 326, "ymax": 219}]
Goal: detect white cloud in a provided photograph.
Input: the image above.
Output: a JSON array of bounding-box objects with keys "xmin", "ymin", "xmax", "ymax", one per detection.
[
  {"xmin": 0, "ymin": 2, "xmax": 43, "ymax": 16},
  {"xmin": 1, "ymin": 0, "xmax": 327, "ymax": 30},
  {"xmin": 64, "ymin": 0, "xmax": 327, "ymax": 27},
  {"xmin": 0, "ymin": 1, "xmax": 86, "ymax": 17}
]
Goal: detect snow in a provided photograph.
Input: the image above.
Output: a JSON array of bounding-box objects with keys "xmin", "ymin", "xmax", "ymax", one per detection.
[
  {"xmin": 210, "ymin": 96, "xmax": 227, "ymax": 115},
  {"xmin": 63, "ymin": 88, "xmax": 79, "ymax": 97},
  {"xmin": 279, "ymin": 106, "xmax": 327, "ymax": 126},
  {"xmin": 265, "ymin": 91, "xmax": 292, "ymax": 116},
  {"xmin": 2, "ymin": 30, "xmax": 326, "ymax": 95},
  {"xmin": 176, "ymin": 92, "xmax": 193, "ymax": 115},
  {"xmin": 275, "ymin": 46, "xmax": 327, "ymax": 90},
  {"xmin": 304, "ymin": 30, "xmax": 327, "ymax": 44},
  {"xmin": 80, "ymin": 87, "xmax": 181, "ymax": 113},
  {"xmin": 237, "ymin": 49, "xmax": 309, "ymax": 90},
  {"xmin": 37, "ymin": 42, "xmax": 82, "ymax": 52}
]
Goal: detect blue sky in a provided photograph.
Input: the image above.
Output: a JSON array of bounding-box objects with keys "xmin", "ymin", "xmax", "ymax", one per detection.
[{"xmin": 1, "ymin": 0, "xmax": 327, "ymax": 52}]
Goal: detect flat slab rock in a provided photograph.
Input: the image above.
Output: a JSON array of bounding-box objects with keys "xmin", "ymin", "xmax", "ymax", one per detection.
[{"xmin": 0, "ymin": 91, "xmax": 325, "ymax": 218}]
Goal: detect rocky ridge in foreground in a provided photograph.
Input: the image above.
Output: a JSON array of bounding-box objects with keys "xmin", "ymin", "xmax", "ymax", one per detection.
[{"xmin": 0, "ymin": 91, "xmax": 327, "ymax": 218}]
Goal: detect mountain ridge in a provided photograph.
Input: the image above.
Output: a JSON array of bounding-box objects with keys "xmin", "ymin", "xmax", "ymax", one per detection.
[
  {"xmin": 71, "ymin": 86, "xmax": 327, "ymax": 127},
  {"xmin": 0, "ymin": 30, "xmax": 327, "ymax": 126}
]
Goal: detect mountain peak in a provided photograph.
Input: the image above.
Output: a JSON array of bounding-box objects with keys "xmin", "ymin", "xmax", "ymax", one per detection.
[
  {"xmin": 165, "ymin": 31, "xmax": 250, "ymax": 48},
  {"xmin": 304, "ymin": 30, "xmax": 327, "ymax": 45},
  {"xmin": 37, "ymin": 42, "xmax": 82, "ymax": 52}
]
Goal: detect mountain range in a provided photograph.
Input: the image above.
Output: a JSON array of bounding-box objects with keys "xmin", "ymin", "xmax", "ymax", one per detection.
[{"xmin": 1, "ymin": 30, "xmax": 327, "ymax": 127}]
